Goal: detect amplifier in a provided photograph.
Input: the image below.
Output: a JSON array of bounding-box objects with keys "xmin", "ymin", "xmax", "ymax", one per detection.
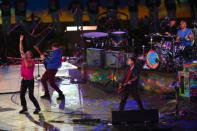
[
  {"xmin": 105, "ymin": 51, "xmax": 125, "ymax": 68},
  {"xmin": 86, "ymin": 48, "xmax": 105, "ymax": 67}
]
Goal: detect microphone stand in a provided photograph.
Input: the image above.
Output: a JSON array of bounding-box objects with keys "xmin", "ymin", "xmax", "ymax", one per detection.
[
  {"xmin": 35, "ymin": 58, "xmax": 41, "ymax": 79},
  {"xmin": 111, "ymin": 53, "xmax": 122, "ymax": 90}
]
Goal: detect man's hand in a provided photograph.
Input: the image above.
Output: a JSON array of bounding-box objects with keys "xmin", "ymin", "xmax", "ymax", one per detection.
[
  {"xmin": 185, "ymin": 35, "xmax": 190, "ymax": 41},
  {"xmin": 20, "ymin": 35, "xmax": 24, "ymax": 41},
  {"xmin": 126, "ymin": 81, "xmax": 132, "ymax": 85},
  {"xmin": 41, "ymin": 55, "xmax": 45, "ymax": 59},
  {"xmin": 118, "ymin": 84, "xmax": 124, "ymax": 94}
]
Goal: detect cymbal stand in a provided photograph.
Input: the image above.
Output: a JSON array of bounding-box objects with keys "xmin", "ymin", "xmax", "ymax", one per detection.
[
  {"xmin": 35, "ymin": 58, "xmax": 42, "ymax": 79},
  {"xmin": 111, "ymin": 53, "xmax": 120, "ymax": 90},
  {"xmin": 171, "ymin": 36, "xmax": 177, "ymax": 71},
  {"xmin": 150, "ymin": 34, "xmax": 153, "ymax": 49},
  {"xmin": 142, "ymin": 45, "xmax": 145, "ymax": 55}
]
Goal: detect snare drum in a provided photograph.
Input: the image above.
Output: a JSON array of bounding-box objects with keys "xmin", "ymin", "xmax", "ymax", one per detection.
[
  {"xmin": 82, "ymin": 32, "xmax": 108, "ymax": 48},
  {"xmin": 110, "ymin": 31, "xmax": 128, "ymax": 47},
  {"xmin": 162, "ymin": 41, "xmax": 172, "ymax": 50}
]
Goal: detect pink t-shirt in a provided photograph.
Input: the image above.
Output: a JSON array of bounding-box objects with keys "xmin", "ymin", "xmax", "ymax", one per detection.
[{"xmin": 21, "ymin": 59, "xmax": 35, "ymax": 80}]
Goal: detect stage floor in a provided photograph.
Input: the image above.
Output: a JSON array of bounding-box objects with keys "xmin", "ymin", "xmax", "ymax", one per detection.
[{"xmin": 0, "ymin": 63, "xmax": 197, "ymax": 131}]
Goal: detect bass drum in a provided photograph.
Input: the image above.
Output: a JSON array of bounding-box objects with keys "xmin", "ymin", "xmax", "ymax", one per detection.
[
  {"xmin": 146, "ymin": 50, "xmax": 159, "ymax": 69},
  {"xmin": 146, "ymin": 49, "xmax": 172, "ymax": 72}
]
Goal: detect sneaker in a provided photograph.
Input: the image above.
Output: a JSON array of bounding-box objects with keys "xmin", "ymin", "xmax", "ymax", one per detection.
[
  {"xmin": 57, "ymin": 94, "xmax": 65, "ymax": 100},
  {"xmin": 33, "ymin": 108, "xmax": 41, "ymax": 114},
  {"xmin": 19, "ymin": 108, "xmax": 27, "ymax": 114},
  {"xmin": 40, "ymin": 94, "xmax": 50, "ymax": 99}
]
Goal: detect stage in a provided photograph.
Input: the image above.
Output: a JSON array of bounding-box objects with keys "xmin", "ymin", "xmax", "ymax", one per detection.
[{"xmin": 0, "ymin": 61, "xmax": 197, "ymax": 131}]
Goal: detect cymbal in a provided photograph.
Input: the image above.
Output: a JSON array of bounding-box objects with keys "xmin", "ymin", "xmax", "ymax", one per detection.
[
  {"xmin": 148, "ymin": 42, "xmax": 161, "ymax": 45},
  {"xmin": 145, "ymin": 33, "xmax": 176, "ymax": 38},
  {"xmin": 162, "ymin": 34, "xmax": 176, "ymax": 38},
  {"xmin": 144, "ymin": 33, "xmax": 162, "ymax": 37}
]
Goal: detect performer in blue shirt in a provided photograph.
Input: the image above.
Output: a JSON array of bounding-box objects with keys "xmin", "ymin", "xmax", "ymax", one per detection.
[
  {"xmin": 40, "ymin": 42, "xmax": 65, "ymax": 100},
  {"xmin": 176, "ymin": 20, "xmax": 194, "ymax": 46},
  {"xmin": 176, "ymin": 20, "xmax": 194, "ymax": 62}
]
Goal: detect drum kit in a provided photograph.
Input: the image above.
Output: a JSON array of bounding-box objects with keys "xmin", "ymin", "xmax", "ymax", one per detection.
[
  {"xmin": 82, "ymin": 30, "xmax": 128, "ymax": 50},
  {"xmin": 144, "ymin": 33, "xmax": 192, "ymax": 72},
  {"xmin": 80, "ymin": 23, "xmax": 197, "ymax": 72}
]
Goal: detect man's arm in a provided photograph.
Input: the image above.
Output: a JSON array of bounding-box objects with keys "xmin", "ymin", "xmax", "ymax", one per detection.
[
  {"xmin": 123, "ymin": 76, "xmax": 138, "ymax": 86},
  {"xmin": 19, "ymin": 35, "xmax": 33, "ymax": 68},
  {"xmin": 188, "ymin": 31, "xmax": 194, "ymax": 41},
  {"xmin": 19, "ymin": 35, "xmax": 25, "ymax": 58}
]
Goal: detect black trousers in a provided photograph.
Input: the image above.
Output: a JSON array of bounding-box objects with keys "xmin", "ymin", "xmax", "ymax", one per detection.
[
  {"xmin": 41, "ymin": 69, "xmax": 63, "ymax": 95},
  {"xmin": 182, "ymin": 46, "xmax": 193, "ymax": 61},
  {"xmin": 20, "ymin": 79, "xmax": 40, "ymax": 109},
  {"xmin": 119, "ymin": 87, "xmax": 144, "ymax": 111}
]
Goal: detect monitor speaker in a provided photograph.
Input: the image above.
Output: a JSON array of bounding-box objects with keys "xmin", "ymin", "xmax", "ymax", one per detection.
[{"xmin": 112, "ymin": 109, "xmax": 159, "ymax": 125}]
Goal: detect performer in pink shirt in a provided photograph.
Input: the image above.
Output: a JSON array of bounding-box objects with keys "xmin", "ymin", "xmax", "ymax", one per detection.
[{"xmin": 19, "ymin": 35, "xmax": 41, "ymax": 114}]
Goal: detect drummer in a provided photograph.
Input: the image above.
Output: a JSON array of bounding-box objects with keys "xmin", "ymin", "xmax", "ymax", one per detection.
[
  {"xmin": 176, "ymin": 20, "xmax": 194, "ymax": 62},
  {"xmin": 176, "ymin": 20, "xmax": 194, "ymax": 46}
]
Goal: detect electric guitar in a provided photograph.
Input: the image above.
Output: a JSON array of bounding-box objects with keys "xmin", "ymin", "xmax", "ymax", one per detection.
[
  {"xmin": 117, "ymin": 67, "xmax": 136, "ymax": 94},
  {"xmin": 117, "ymin": 83, "xmax": 125, "ymax": 94},
  {"xmin": 117, "ymin": 81, "xmax": 132, "ymax": 94}
]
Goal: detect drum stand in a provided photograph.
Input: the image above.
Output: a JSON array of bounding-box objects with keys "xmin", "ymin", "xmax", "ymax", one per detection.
[{"xmin": 149, "ymin": 34, "xmax": 154, "ymax": 50}]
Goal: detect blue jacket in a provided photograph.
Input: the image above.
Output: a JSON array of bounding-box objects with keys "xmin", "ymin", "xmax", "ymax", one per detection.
[{"xmin": 44, "ymin": 48, "xmax": 62, "ymax": 70}]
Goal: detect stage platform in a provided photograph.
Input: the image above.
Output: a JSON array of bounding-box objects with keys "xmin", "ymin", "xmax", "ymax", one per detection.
[
  {"xmin": 0, "ymin": 62, "xmax": 77, "ymax": 94},
  {"xmin": 0, "ymin": 62, "xmax": 197, "ymax": 131}
]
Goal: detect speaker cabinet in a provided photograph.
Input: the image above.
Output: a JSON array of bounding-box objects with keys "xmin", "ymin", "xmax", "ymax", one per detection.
[
  {"xmin": 112, "ymin": 109, "xmax": 159, "ymax": 125},
  {"xmin": 86, "ymin": 48, "xmax": 105, "ymax": 67}
]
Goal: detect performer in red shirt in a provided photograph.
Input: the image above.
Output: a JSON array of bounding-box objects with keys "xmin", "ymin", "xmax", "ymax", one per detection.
[{"xmin": 19, "ymin": 35, "xmax": 41, "ymax": 114}]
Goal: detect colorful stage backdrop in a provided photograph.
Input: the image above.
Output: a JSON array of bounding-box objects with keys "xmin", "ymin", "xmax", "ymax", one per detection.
[{"xmin": 0, "ymin": 0, "xmax": 192, "ymax": 23}]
